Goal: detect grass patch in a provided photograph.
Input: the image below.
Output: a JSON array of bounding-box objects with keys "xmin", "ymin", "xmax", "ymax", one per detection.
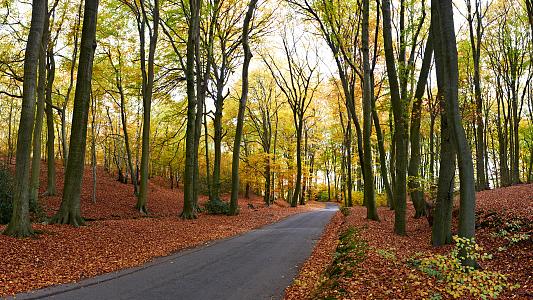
[{"xmin": 313, "ymin": 226, "xmax": 368, "ymax": 299}]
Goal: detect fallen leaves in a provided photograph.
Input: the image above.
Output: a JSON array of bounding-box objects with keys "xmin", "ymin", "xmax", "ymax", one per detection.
[
  {"xmin": 285, "ymin": 183, "xmax": 533, "ymax": 300},
  {"xmin": 0, "ymin": 163, "xmax": 318, "ymax": 297}
]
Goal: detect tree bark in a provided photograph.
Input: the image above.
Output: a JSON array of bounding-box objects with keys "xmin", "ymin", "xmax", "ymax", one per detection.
[
  {"xmin": 50, "ymin": 0, "xmax": 99, "ymax": 226},
  {"xmin": 432, "ymin": 110, "xmax": 456, "ymax": 246},
  {"xmin": 181, "ymin": 0, "xmax": 200, "ymax": 219},
  {"xmin": 3, "ymin": 0, "xmax": 46, "ymax": 237},
  {"xmin": 432, "ymin": 0, "xmax": 476, "ymax": 265},
  {"xmin": 229, "ymin": 0, "xmax": 258, "ymax": 215},
  {"xmin": 136, "ymin": 0, "xmax": 159, "ymax": 214},
  {"xmin": 408, "ymin": 33, "xmax": 433, "ymax": 218},
  {"xmin": 44, "ymin": 37, "xmax": 57, "ymax": 196},
  {"xmin": 30, "ymin": 9, "xmax": 49, "ymax": 209},
  {"xmin": 362, "ymin": 0, "xmax": 378, "ymax": 220},
  {"xmin": 382, "ymin": 0, "xmax": 408, "ymax": 235}
]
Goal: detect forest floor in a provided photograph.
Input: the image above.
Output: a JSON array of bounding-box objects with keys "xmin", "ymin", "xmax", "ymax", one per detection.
[
  {"xmin": 0, "ymin": 163, "xmax": 319, "ymax": 296},
  {"xmin": 285, "ymin": 184, "xmax": 533, "ymax": 300}
]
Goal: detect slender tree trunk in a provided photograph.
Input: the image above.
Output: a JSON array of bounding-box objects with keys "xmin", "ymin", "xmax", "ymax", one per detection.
[
  {"xmin": 181, "ymin": 0, "xmax": 200, "ymax": 219},
  {"xmin": 60, "ymin": 0, "xmax": 82, "ymax": 168},
  {"xmin": 382, "ymin": 0, "xmax": 408, "ymax": 235},
  {"xmin": 44, "ymin": 40, "xmax": 56, "ymax": 196},
  {"xmin": 362, "ymin": 0, "xmax": 378, "ymax": 220},
  {"xmin": 90, "ymin": 92, "xmax": 97, "ymax": 203},
  {"xmin": 291, "ymin": 119, "xmax": 303, "ymax": 207},
  {"xmin": 50, "ymin": 0, "xmax": 99, "ymax": 226},
  {"xmin": 467, "ymin": 0, "xmax": 488, "ymax": 191},
  {"xmin": 229, "ymin": 0, "xmax": 258, "ymax": 215},
  {"xmin": 212, "ymin": 105, "xmax": 222, "ymax": 201},
  {"xmin": 346, "ymin": 119, "xmax": 353, "ymax": 207},
  {"xmin": 3, "ymin": 0, "xmax": 46, "ymax": 237},
  {"xmin": 432, "ymin": 0, "xmax": 476, "ymax": 265},
  {"xmin": 371, "ymin": 100, "xmax": 393, "ymax": 208},
  {"xmin": 30, "ymin": 10, "xmax": 49, "ymax": 209},
  {"xmin": 136, "ymin": 0, "xmax": 159, "ymax": 214},
  {"xmin": 204, "ymin": 112, "xmax": 212, "ymax": 200},
  {"xmin": 408, "ymin": 34, "xmax": 433, "ymax": 218}
]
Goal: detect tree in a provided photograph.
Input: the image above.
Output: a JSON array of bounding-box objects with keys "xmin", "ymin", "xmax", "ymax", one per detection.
[
  {"xmin": 381, "ymin": 0, "xmax": 409, "ymax": 235},
  {"xmin": 466, "ymin": 0, "xmax": 489, "ymax": 191},
  {"xmin": 432, "ymin": 0, "xmax": 476, "ymax": 264},
  {"xmin": 264, "ymin": 30, "xmax": 320, "ymax": 207},
  {"xmin": 246, "ymin": 73, "xmax": 281, "ymax": 205},
  {"xmin": 408, "ymin": 33, "xmax": 433, "ymax": 218},
  {"xmin": 229, "ymin": 0, "xmax": 259, "ymax": 215},
  {"xmin": 127, "ymin": 0, "xmax": 160, "ymax": 214},
  {"xmin": 29, "ymin": 3, "xmax": 50, "ymax": 209},
  {"xmin": 181, "ymin": 0, "xmax": 201, "ymax": 219},
  {"xmin": 3, "ymin": 0, "xmax": 47, "ymax": 237},
  {"xmin": 50, "ymin": 0, "xmax": 100, "ymax": 226}
]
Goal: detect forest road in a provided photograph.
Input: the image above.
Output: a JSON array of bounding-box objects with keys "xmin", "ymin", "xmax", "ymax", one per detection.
[{"xmin": 14, "ymin": 203, "xmax": 338, "ymax": 300}]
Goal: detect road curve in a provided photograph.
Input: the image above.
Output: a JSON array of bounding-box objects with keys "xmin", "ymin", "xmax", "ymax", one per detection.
[{"xmin": 13, "ymin": 203, "xmax": 338, "ymax": 300}]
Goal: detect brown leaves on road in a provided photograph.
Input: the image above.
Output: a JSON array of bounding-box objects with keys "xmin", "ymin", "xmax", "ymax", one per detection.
[
  {"xmin": 0, "ymin": 205, "xmax": 313, "ymax": 296},
  {"xmin": 0, "ymin": 162, "xmax": 319, "ymax": 297}
]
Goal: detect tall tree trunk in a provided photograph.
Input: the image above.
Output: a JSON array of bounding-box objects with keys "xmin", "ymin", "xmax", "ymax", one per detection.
[
  {"xmin": 372, "ymin": 106, "xmax": 392, "ymax": 208},
  {"xmin": 3, "ymin": 0, "xmax": 46, "ymax": 237},
  {"xmin": 181, "ymin": 0, "xmax": 200, "ymax": 219},
  {"xmin": 204, "ymin": 112, "xmax": 212, "ymax": 200},
  {"xmin": 432, "ymin": 0, "xmax": 476, "ymax": 265},
  {"xmin": 50, "ymin": 0, "xmax": 99, "ymax": 226},
  {"xmin": 229, "ymin": 0, "xmax": 258, "ymax": 215},
  {"xmin": 382, "ymin": 0, "xmax": 408, "ymax": 235},
  {"xmin": 212, "ymin": 103, "xmax": 223, "ymax": 202},
  {"xmin": 408, "ymin": 34, "xmax": 433, "ymax": 218},
  {"xmin": 90, "ymin": 92, "xmax": 97, "ymax": 203},
  {"xmin": 136, "ymin": 0, "xmax": 159, "ymax": 214},
  {"xmin": 60, "ymin": 0, "xmax": 83, "ymax": 167},
  {"xmin": 362, "ymin": 0, "xmax": 378, "ymax": 220},
  {"xmin": 467, "ymin": 0, "xmax": 488, "ymax": 191},
  {"xmin": 44, "ymin": 39, "xmax": 56, "ymax": 196},
  {"xmin": 291, "ymin": 119, "xmax": 303, "ymax": 207},
  {"xmin": 30, "ymin": 10, "xmax": 50, "ymax": 209}
]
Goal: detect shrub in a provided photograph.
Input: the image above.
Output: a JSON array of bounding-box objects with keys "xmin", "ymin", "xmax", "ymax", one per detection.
[
  {"xmin": 0, "ymin": 167, "xmax": 14, "ymax": 224},
  {"xmin": 340, "ymin": 206, "xmax": 351, "ymax": 216},
  {"xmin": 316, "ymin": 190, "xmax": 329, "ymax": 202},
  {"xmin": 204, "ymin": 200, "xmax": 230, "ymax": 215},
  {"xmin": 348, "ymin": 191, "xmax": 388, "ymax": 207},
  {"xmin": 409, "ymin": 236, "xmax": 516, "ymax": 299}
]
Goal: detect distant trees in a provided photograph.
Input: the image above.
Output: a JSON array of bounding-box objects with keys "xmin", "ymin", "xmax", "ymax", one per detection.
[
  {"xmin": 0, "ymin": 0, "xmax": 530, "ymax": 245},
  {"xmin": 264, "ymin": 31, "xmax": 320, "ymax": 207}
]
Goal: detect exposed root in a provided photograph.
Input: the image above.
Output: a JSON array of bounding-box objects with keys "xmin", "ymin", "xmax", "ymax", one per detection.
[
  {"xmin": 2, "ymin": 222, "xmax": 34, "ymax": 238},
  {"xmin": 49, "ymin": 211, "xmax": 85, "ymax": 227}
]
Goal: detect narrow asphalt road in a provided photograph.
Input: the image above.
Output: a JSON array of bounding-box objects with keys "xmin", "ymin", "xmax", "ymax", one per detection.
[{"xmin": 14, "ymin": 204, "xmax": 338, "ymax": 300}]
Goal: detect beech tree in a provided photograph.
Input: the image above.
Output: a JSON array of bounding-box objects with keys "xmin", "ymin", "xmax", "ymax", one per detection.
[
  {"xmin": 432, "ymin": 0, "xmax": 476, "ymax": 264},
  {"xmin": 3, "ymin": 0, "xmax": 46, "ymax": 237},
  {"xmin": 264, "ymin": 31, "xmax": 320, "ymax": 207},
  {"xmin": 229, "ymin": 0, "xmax": 259, "ymax": 215},
  {"xmin": 50, "ymin": 0, "xmax": 100, "ymax": 226}
]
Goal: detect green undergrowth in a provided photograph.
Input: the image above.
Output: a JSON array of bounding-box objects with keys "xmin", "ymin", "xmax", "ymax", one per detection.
[
  {"xmin": 313, "ymin": 226, "xmax": 368, "ymax": 299},
  {"xmin": 408, "ymin": 236, "xmax": 518, "ymax": 299},
  {"xmin": 203, "ymin": 199, "xmax": 230, "ymax": 215}
]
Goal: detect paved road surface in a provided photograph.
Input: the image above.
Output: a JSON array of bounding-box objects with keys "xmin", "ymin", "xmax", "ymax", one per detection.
[{"xmin": 14, "ymin": 204, "xmax": 337, "ymax": 300}]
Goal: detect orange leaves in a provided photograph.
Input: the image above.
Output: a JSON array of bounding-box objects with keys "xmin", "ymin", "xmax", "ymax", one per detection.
[
  {"xmin": 0, "ymin": 163, "xmax": 314, "ymax": 297},
  {"xmin": 285, "ymin": 184, "xmax": 533, "ymax": 299}
]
